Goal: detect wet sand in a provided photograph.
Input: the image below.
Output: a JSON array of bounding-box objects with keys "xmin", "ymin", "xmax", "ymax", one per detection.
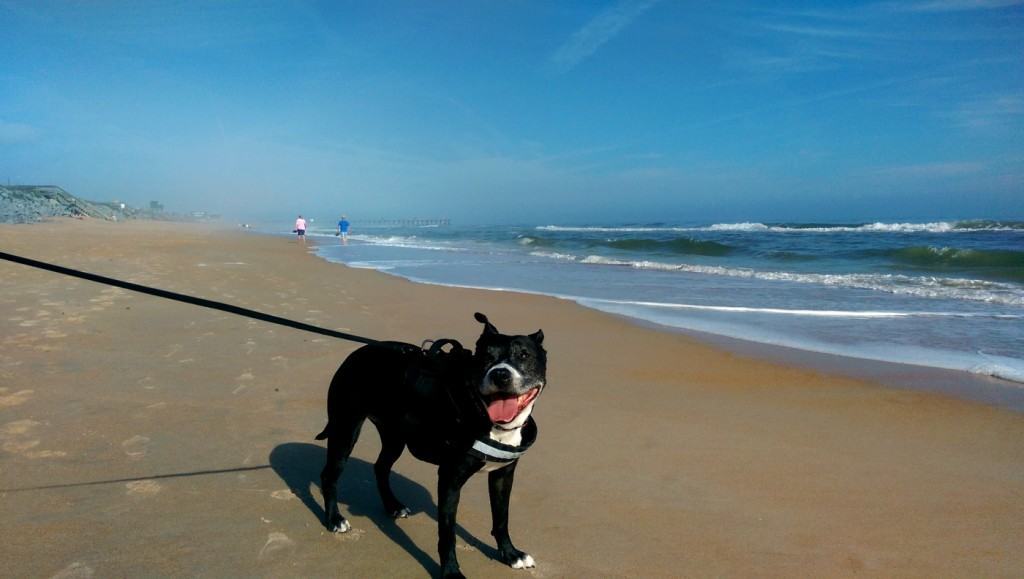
[{"xmin": 2, "ymin": 219, "xmax": 1022, "ymax": 578}]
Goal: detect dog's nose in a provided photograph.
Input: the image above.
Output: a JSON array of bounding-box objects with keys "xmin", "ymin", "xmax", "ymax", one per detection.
[{"xmin": 489, "ymin": 367, "xmax": 512, "ymax": 388}]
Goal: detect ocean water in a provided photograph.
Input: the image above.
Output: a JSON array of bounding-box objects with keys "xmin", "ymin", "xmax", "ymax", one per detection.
[{"xmin": 300, "ymin": 220, "xmax": 1024, "ymax": 384}]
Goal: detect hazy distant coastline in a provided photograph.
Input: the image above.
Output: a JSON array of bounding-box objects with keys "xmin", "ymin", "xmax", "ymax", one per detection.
[{"xmin": 0, "ymin": 185, "xmax": 207, "ymax": 224}]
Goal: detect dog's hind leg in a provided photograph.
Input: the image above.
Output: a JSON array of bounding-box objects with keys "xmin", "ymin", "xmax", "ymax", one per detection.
[
  {"xmin": 372, "ymin": 422, "xmax": 411, "ymax": 519},
  {"xmin": 320, "ymin": 416, "xmax": 364, "ymax": 533}
]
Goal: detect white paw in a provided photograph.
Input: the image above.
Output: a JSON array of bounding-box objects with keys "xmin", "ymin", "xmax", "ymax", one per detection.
[
  {"xmin": 332, "ymin": 520, "xmax": 351, "ymax": 533},
  {"xmin": 511, "ymin": 554, "xmax": 535, "ymax": 569},
  {"xmin": 394, "ymin": 507, "xmax": 411, "ymax": 519}
]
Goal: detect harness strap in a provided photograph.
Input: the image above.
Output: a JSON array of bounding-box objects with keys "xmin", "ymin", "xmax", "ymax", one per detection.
[
  {"xmin": 471, "ymin": 440, "xmax": 522, "ymax": 461},
  {"xmin": 467, "ymin": 416, "xmax": 538, "ymax": 463}
]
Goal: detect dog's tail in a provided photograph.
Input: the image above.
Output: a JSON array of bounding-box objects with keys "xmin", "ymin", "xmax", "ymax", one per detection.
[{"xmin": 315, "ymin": 424, "xmax": 330, "ymax": 440}]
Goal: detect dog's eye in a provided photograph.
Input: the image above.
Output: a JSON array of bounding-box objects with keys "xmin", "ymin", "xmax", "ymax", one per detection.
[{"xmin": 517, "ymin": 350, "xmax": 530, "ymax": 361}]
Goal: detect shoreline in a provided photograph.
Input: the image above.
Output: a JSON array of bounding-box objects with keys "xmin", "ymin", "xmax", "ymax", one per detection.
[
  {"xmin": 3, "ymin": 219, "xmax": 1022, "ymax": 577},
  {"xmin": 305, "ymin": 234, "xmax": 1024, "ymax": 412}
]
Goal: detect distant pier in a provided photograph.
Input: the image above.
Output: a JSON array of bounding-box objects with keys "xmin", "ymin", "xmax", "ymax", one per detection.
[{"xmin": 358, "ymin": 218, "xmax": 450, "ymax": 227}]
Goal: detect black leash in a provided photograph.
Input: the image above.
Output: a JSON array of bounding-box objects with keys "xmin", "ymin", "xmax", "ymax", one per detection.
[{"xmin": 0, "ymin": 250, "xmax": 381, "ymax": 346}]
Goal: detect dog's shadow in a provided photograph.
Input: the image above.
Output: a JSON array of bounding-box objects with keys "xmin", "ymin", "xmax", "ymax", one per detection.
[{"xmin": 269, "ymin": 442, "xmax": 498, "ymax": 574}]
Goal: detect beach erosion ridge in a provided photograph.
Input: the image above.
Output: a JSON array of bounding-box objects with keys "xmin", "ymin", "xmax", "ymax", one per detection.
[{"xmin": 1, "ymin": 217, "xmax": 1023, "ymax": 577}]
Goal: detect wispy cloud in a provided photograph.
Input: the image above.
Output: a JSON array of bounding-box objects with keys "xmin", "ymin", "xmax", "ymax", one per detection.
[
  {"xmin": 0, "ymin": 120, "xmax": 39, "ymax": 143},
  {"xmin": 883, "ymin": 0, "xmax": 1024, "ymax": 12},
  {"xmin": 873, "ymin": 160, "xmax": 987, "ymax": 177},
  {"xmin": 676, "ymin": 71, "xmax": 940, "ymax": 133},
  {"xmin": 549, "ymin": 0, "xmax": 660, "ymax": 73},
  {"xmin": 737, "ymin": 14, "xmax": 895, "ymax": 76},
  {"xmin": 762, "ymin": 23, "xmax": 888, "ymax": 39},
  {"xmin": 735, "ymin": 46, "xmax": 872, "ymax": 75},
  {"xmin": 946, "ymin": 93, "xmax": 1024, "ymax": 129}
]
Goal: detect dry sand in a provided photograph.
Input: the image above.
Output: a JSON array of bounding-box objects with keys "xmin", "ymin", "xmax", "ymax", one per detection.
[{"xmin": 1, "ymin": 219, "xmax": 1022, "ymax": 578}]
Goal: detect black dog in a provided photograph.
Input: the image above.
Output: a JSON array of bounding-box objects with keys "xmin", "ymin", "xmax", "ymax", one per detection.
[{"xmin": 316, "ymin": 313, "xmax": 546, "ymax": 578}]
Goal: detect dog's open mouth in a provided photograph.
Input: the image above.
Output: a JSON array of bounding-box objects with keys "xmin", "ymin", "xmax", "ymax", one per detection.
[{"xmin": 486, "ymin": 387, "xmax": 540, "ymax": 424}]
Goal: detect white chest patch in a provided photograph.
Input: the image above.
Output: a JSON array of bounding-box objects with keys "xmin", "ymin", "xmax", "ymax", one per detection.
[
  {"xmin": 470, "ymin": 400, "xmax": 538, "ymax": 474},
  {"xmin": 488, "ymin": 425, "xmax": 523, "ymax": 447},
  {"xmin": 475, "ymin": 414, "xmax": 527, "ymax": 474}
]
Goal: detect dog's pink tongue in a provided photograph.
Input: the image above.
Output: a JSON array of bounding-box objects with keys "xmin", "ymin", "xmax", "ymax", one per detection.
[{"xmin": 487, "ymin": 397, "xmax": 519, "ymax": 423}]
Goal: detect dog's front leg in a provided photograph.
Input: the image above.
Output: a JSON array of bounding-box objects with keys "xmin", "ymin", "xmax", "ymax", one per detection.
[
  {"xmin": 489, "ymin": 461, "xmax": 535, "ymax": 570},
  {"xmin": 437, "ymin": 460, "xmax": 478, "ymax": 578}
]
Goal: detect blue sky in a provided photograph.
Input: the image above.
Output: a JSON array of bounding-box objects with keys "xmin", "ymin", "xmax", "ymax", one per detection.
[{"xmin": 1, "ymin": 1, "xmax": 1021, "ymax": 224}]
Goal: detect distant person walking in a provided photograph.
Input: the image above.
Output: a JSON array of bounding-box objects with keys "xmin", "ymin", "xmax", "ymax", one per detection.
[
  {"xmin": 294, "ymin": 215, "xmax": 307, "ymax": 244},
  {"xmin": 337, "ymin": 215, "xmax": 350, "ymax": 244}
]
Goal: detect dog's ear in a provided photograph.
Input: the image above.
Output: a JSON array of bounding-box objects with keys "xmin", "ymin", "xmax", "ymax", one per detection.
[
  {"xmin": 474, "ymin": 312, "xmax": 499, "ymax": 336},
  {"xmin": 529, "ymin": 329, "xmax": 544, "ymax": 345}
]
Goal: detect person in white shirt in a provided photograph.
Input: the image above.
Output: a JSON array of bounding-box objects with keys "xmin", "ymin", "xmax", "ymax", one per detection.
[{"xmin": 295, "ymin": 215, "xmax": 307, "ymax": 244}]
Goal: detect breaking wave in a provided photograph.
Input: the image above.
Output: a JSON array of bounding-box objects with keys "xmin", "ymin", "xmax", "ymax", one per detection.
[
  {"xmin": 538, "ymin": 220, "xmax": 1024, "ymax": 233},
  {"xmin": 348, "ymin": 234, "xmax": 466, "ymax": 252},
  {"xmin": 574, "ymin": 254, "xmax": 1024, "ymax": 307}
]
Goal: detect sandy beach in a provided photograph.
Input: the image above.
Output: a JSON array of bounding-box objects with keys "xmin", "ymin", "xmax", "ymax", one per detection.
[{"xmin": 2, "ymin": 219, "xmax": 1022, "ymax": 578}]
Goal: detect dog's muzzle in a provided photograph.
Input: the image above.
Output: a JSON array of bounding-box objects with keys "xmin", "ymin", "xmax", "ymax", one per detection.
[{"xmin": 484, "ymin": 386, "xmax": 540, "ymax": 424}]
